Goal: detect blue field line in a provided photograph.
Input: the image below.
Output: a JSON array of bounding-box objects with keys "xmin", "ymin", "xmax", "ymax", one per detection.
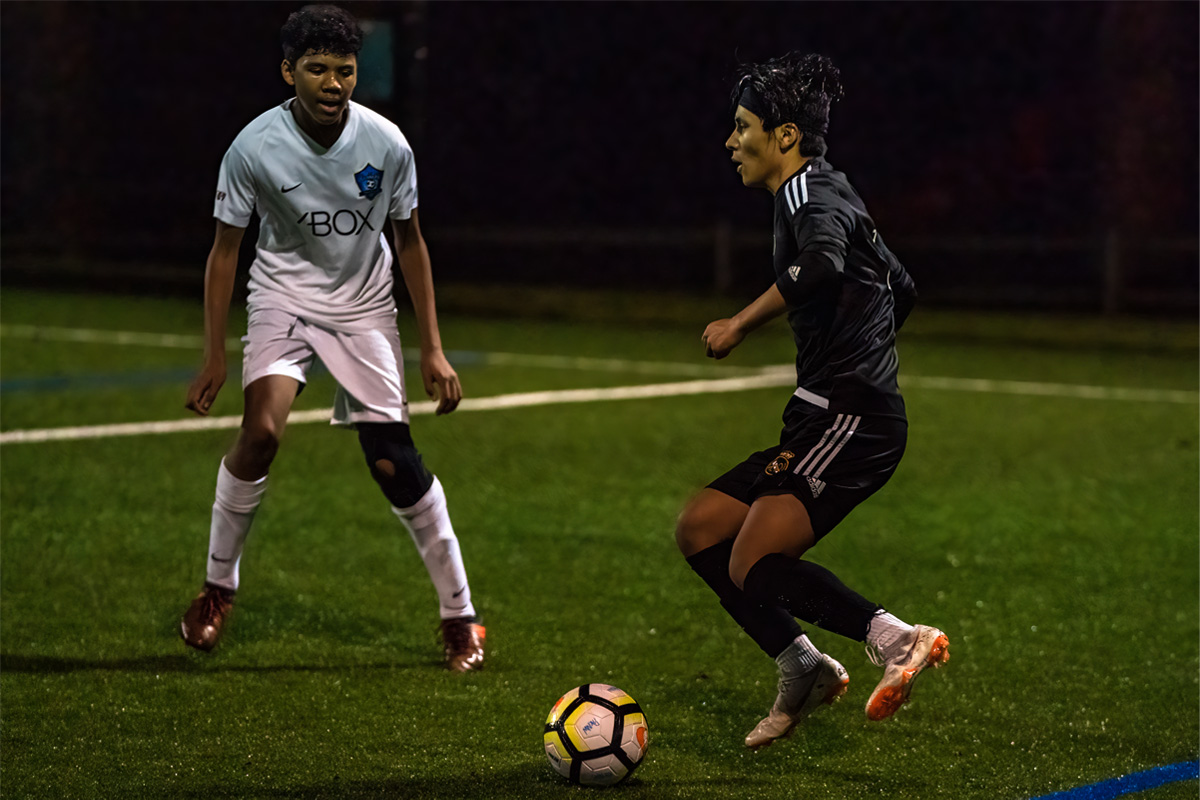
[
  {"xmin": 1030, "ymin": 761, "xmax": 1199, "ymax": 800},
  {"xmin": 0, "ymin": 349, "xmax": 529, "ymax": 392},
  {"xmin": 1, "ymin": 367, "xmax": 203, "ymax": 392}
]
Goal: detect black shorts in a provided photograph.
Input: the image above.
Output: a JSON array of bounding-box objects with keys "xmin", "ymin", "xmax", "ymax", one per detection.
[{"xmin": 707, "ymin": 409, "xmax": 907, "ymax": 540}]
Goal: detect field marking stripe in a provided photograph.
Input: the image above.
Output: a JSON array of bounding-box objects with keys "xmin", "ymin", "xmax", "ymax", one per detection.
[
  {"xmin": 904, "ymin": 375, "xmax": 1197, "ymax": 404},
  {"xmin": 0, "ymin": 373, "xmax": 796, "ymax": 444},
  {"xmin": 1028, "ymin": 760, "xmax": 1198, "ymax": 800},
  {"xmin": 469, "ymin": 351, "xmax": 765, "ymax": 376},
  {"xmin": 2, "ymin": 368, "xmax": 1196, "ymax": 445},
  {"xmin": 0, "ymin": 325, "xmax": 763, "ymax": 377},
  {"xmin": 4, "ymin": 324, "xmax": 1196, "ymax": 400}
]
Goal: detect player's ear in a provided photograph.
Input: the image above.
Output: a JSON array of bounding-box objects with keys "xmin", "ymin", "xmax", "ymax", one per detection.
[
  {"xmin": 281, "ymin": 59, "xmax": 296, "ymax": 86},
  {"xmin": 778, "ymin": 123, "xmax": 800, "ymax": 152}
]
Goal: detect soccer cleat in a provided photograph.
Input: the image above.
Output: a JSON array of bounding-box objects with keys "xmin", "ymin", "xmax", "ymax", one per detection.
[
  {"xmin": 440, "ymin": 616, "xmax": 486, "ymax": 672},
  {"xmin": 865, "ymin": 624, "xmax": 950, "ymax": 721},
  {"xmin": 180, "ymin": 583, "xmax": 235, "ymax": 652},
  {"xmin": 745, "ymin": 654, "xmax": 849, "ymax": 749}
]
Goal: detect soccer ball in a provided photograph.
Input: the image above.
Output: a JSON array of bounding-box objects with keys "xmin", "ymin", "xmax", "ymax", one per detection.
[{"xmin": 543, "ymin": 684, "xmax": 649, "ymax": 786}]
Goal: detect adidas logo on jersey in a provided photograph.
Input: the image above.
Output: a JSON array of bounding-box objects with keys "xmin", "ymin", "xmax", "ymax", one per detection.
[
  {"xmin": 788, "ymin": 265, "xmax": 802, "ymax": 281},
  {"xmin": 806, "ymin": 476, "xmax": 826, "ymax": 498}
]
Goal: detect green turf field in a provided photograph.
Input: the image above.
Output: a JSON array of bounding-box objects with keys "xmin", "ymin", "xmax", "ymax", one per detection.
[{"xmin": 2, "ymin": 288, "xmax": 1197, "ymax": 799}]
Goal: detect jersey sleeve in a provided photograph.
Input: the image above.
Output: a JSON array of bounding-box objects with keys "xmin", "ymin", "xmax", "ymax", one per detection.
[
  {"xmin": 790, "ymin": 184, "xmax": 853, "ymax": 270},
  {"xmin": 887, "ymin": 252, "xmax": 917, "ymax": 330},
  {"xmin": 213, "ymin": 141, "xmax": 256, "ymax": 228},
  {"xmin": 776, "ymin": 179, "xmax": 853, "ymax": 306},
  {"xmin": 388, "ymin": 138, "xmax": 419, "ymax": 221}
]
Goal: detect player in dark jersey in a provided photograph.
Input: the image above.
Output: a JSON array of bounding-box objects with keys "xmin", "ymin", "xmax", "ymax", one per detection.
[{"xmin": 675, "ymin": 52, "xmax": 949, "ymax": 748}]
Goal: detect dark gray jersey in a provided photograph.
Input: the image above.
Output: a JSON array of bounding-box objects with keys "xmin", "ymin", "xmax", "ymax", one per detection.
[{"xmin": 772, "ymin": 157, "xmax": 916, "ymax": 421}]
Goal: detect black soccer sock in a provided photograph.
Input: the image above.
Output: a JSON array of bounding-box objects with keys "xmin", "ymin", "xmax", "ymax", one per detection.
[
  {"xmin": 685, "ymin": 541, "xmax": 804, "ymax": 658},
  {"xmin": 742, "ymin": 553, "xmax": 881, "ymax": 642}
]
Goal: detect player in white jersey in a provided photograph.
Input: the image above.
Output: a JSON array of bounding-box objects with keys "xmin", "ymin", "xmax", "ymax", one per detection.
[{"xmin": 179, "ymin": 4, "xmax": 485, "ymax": 672}]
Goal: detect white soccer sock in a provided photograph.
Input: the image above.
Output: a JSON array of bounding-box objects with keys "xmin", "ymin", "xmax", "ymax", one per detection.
[
  {"xmin": 205, "ymin": 459, "xmax": 268, "ymax": 592},
  {"xmin": 866, "ymin": 610, "xmax": 916, "ymax": 662},
  {"xmin": 392, "ymin": 476, "xmax": 475, "ymax": 620},
  {"xmin": 776, "ymin": 633, "xmax": 823, "ymax": 677}
]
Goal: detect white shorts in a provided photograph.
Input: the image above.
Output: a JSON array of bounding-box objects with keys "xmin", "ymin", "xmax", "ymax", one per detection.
[{"xmin": 241, "ymin": 308, "xmax": 409, "ymax": 427}]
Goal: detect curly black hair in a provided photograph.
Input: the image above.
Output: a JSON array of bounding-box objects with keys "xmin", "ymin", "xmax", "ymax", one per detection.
[
  {"xmin": 732, "ymin": 52, "xmax": 844, "ymax": 157},
  {"xmin": 281, "ymin": 4, "xmax": 364, "ymax": 64}
]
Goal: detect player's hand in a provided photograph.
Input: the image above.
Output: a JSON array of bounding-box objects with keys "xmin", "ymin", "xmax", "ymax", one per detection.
[
  {"xmin": 701, "ymin": 318, "xmax": 746, "ymax": 360},
  {"xmin": 186, "ymin": 360, "xmax": 227, "ymax": 416},
  {"xmin": 422, "ymin": 349, "xmax": 462, "ymax": 415}
]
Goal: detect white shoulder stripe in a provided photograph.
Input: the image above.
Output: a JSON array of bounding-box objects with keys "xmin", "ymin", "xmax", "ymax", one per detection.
[
  {"xmin": 784, "ymin": 179, "xmax": 797, "ymax": 214},
  {"xmin": 799, "ymin": 172, "xmax": 809, "ymax": 205}
]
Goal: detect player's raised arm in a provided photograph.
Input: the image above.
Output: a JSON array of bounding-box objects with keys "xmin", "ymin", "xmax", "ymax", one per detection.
[
  {"xmin": 185, "ymin": 220, "xmax": 245, "ymax": 416},
  {"xmin": 392, "ymin": 210, "xmax": 461, "ymax": 415}
]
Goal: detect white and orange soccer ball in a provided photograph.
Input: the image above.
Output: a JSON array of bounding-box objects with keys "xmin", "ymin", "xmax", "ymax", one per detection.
[{"xmin": 543, "ymin": 684, "xmax": 649, "ymax": 786}]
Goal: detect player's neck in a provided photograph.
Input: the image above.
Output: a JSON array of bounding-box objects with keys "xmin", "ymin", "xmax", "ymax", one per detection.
[
  {"xmin": 766, "ymin": 155, "xmax": 810, "ymax": 196},
  {"xmin": 290, "ymin": 100, "xmax": 348, "ymax": 149}
]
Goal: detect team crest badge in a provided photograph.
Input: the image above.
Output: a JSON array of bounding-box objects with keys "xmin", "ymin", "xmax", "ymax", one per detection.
[
  {"xmin": 354, "ymin": 163, "xmax": 384, "ymax": 200},
  {"xmin": 764, "ymin": 450, "xmax": 795, "ymax": 476}
]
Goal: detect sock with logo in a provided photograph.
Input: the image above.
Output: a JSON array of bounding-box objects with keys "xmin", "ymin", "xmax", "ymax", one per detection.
[
  {"xmin": 742, "ymin": 553, "xmax": 880, "ymax": 642},
  {"xmin": 205, "ymin": 458, "xmax": 269, "ymax": 592},
  {"xmin": 776, "ymin": 633, "xmax": 824, "ymax": 677},
  {"xmin": 393, "ymin": 476, "xmax": 476, "ymax": 620},
  {"xmin": 865, "ymin": 610, "xmax": 916, "ymax": 662},
  {"xmin": 686, "ymin": 540, "xmax": 805, "ymax": 658}
]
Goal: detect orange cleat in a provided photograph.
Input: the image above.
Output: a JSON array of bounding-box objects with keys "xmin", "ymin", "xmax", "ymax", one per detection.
[{"xmin": 865, "ymin": 625, "xmax": 949, "ymax": 721}]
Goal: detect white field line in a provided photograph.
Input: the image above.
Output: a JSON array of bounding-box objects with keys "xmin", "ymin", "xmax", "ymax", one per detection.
[
  {"xmin": 8, "ymin": 324, "xmax": 1196, "ymax": 389},
  {"xmin": 473, "ymin": 351, "xmax": 765, "ymax": 376},
  {"xmin": 904, "ymin": 375, "xmax": 1198, "ymax": 405},
  {"xmin": 0, "ymin": 324, "xmax": 758, "ymax": 377},
  {"xmin": 2, "ymin": 324, "xmax": 1194, "ymax": 445},
  {"xmin": 1, "ymin": 371, "xmax": 1195, "ymax": 445},
  {"xmin": 0, "ymin": 373, "xmax": 795, "ymax": 445}
]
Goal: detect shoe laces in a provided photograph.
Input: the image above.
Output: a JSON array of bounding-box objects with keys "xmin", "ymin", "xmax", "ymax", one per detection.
[
  {"xmin": 198, "ymin": 587, "xmax": 232, "ymax": 621},
  {"xmin": 439, "ymin": 619, "xmax": 477, "ymax": 650}
]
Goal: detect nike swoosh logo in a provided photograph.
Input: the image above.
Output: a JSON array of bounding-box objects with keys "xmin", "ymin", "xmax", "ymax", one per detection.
[
  {"xmin": 451, "ymin": 587, "xmax": 466, "ymax": 599},
  {"xmin": 281, "ymin": 183, "xmax": 302, "ymax": 193},
  {"xmin": 210, "ymin": 554, "xmax": 234, "ymax": 563}
]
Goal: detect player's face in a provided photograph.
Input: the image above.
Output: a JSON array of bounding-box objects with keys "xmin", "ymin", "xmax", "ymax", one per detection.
[
  {"xmin": 282, "ymin": 50, "xmax": 358, "ymax": 127},
  {"xmin": 726, "ymin": 106, "xmax": 777, "ymax": 190}
]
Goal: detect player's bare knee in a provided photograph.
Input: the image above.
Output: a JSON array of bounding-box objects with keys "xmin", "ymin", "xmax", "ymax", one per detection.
[
  {"xmin": 358, "ymin": 423, "xmax": 434, "ymax": 508},
  {"xmin": 674, "ymin": 508, "xmax": 701, "ymax": 554},
  {"xmin": 234, "ymin": 421, "xmax": 282, "ymax": 467},
  {"xmin": 675, "ymin": 502, "xmax": 721, "ymax": 556}
]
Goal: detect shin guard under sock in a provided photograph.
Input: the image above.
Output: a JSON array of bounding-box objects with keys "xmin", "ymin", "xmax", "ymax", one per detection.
[
  {"xmin": 686, "ymin": 541, "xmax": 803, "ymax": 658},
  {"xmin": 393, "ymin": 477, "xmax": 475, "ymax": 620},
  {"xmin": 205, "ymin": 458, "xmax": 268, "ymax": 592},
  {"xmin": 743, "ymin": 553, "xmax": 880, "ymax": 642}
]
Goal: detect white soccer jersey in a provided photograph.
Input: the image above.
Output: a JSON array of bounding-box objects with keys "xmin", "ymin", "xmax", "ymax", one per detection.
[{"xmin": 214, "ymin": 99, "xmax": 418, "ymax": 332}]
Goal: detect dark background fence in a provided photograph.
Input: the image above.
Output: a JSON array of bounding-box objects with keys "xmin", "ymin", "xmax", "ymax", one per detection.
[{"xmin": 2, "ymin": 1, "xmax": 1196, "ymax": 314}]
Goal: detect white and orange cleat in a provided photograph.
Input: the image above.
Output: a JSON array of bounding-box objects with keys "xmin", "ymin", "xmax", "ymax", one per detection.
[
  {"xmin": 745, "ymin": 654, "xmax": 849, "ymax": 749},
  {"xmin": 865, "ymin": 624, "xmax": 949, "ymax": 721}
]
